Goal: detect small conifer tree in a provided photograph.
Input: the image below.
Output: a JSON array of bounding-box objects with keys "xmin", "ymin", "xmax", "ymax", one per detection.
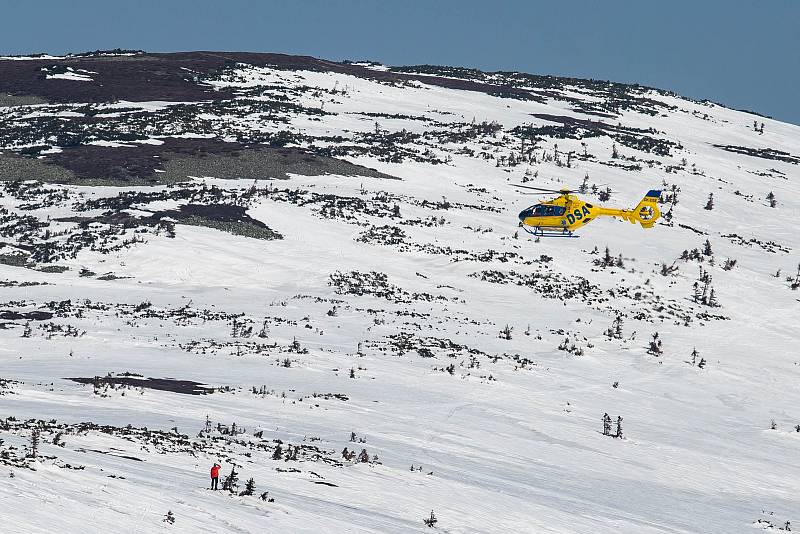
[
  {"xmin": 240, "ymin": 477, "xmax": 256, "ymax": 496},
  {"xmin": 223, "ymin": 467, "xmax": 239, "ymax": 493},
  {"xmin": 499, "ymin": 325, "xmax": 513, "ymax": 340},
  {"xmin": 424, "ymin": 510, "xmax": 438, "ymax": 527},
  {"xmin": 29, "ymin": 428, "xmax": 40, "ymax": 458},
  {"xmin": 767, "ymin": 191, "xmax": 776, "ymax": 208}
]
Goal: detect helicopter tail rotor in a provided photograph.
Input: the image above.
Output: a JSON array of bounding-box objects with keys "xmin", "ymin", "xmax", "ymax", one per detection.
[{"xmin": 631, "ymin": 190, "xmax": 662, "ymax": 228}]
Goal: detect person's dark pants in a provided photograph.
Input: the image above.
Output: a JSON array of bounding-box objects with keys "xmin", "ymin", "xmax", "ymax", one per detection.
[{"xmin": 211, "ymin": 476, "xmax": 219, "ymax": 490}]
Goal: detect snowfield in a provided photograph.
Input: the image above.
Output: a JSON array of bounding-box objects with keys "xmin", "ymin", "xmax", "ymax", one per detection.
[{"xmin": 1, "ymin": 55, "xmax": 799, "ymax": 533}]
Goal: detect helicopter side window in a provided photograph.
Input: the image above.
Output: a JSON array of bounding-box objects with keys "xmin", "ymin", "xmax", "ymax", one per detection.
[
  {"xmin": 552, "ymin": 206, "xmax": 566, "ymax": 216},
  {"xmin": 532, "ymin": 205, "xmax": 546, "ymax": 216},
  {"xmin": 543, "ymin": 206, "xmax": 555, "ymax": 216}
]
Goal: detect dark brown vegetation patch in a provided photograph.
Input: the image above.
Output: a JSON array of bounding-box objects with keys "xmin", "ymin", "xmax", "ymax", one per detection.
[
  {"xmin": 713, "ymin": 145, "xmax": 800, "ymax": 165},
  {"xmin": 0, "ymin": 310, "xmax": 53, "ymax": 321},
  {"xmin": 67, "ymin": 375, "xmax": 213, "ymax": 395},
  {"xmin": 0, "ymin": 51, "xmax": 548, "ymax": 105},
  {"xmin": 42, "ymin": 137, "xmax": 243, "ymax": 184},
  {"xmin": 3, "ymin": 138, "xmax": 395, "ymax": 185},
  {"xmin": 156, "ymin": 203, "xmax": 284, "ymax": 240}
]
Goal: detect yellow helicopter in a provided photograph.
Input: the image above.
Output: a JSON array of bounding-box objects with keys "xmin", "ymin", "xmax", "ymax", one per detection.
[{"xmin": 515, "ymin": 185, "xmax": 661, "ymax": 237}]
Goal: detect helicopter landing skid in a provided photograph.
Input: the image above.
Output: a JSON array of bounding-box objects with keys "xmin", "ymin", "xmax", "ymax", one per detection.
[{"xmin": 522, "ymin": 225, "xmax": 577, "ymax": 238}]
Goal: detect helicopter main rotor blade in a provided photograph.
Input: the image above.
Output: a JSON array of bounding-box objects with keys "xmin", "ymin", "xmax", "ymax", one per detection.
[
  {"xmin": 514, "ymin": 192, "xmax": 562, "ymax": 196},
  {"xmin": 512, "ymin": 184, "xmax": 575, "ymax": 193}
]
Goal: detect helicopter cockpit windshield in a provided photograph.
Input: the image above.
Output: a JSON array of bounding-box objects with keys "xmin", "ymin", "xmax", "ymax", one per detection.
[
  {"xmin": 519, "ymin": 204, "xmax": 567, "ymax": 222},
  {"xmin": 530, "ymin": 205, "xmax": 566, "ymax": 217}
]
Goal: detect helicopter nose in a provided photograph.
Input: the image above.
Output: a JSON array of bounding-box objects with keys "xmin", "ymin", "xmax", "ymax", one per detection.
[{"xmin": 518, "ymin": 207, "xmax": 533, "ymax": 222}]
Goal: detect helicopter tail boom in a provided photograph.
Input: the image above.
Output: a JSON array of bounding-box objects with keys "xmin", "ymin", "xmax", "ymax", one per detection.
[{"xmin": 593, "ymin": 190, "xmax": 661, "ymax": 227}]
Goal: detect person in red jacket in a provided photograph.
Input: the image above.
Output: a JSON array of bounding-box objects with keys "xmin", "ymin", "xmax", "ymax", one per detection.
[{"xmin": 210, "ymin": 463, "xmax": 221, "ymax": 490}]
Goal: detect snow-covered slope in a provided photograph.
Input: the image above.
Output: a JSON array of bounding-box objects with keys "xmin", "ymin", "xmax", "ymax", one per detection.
[{"xmin": 1, "ymin": 53, "xmax": 799, "ymax": 533}]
